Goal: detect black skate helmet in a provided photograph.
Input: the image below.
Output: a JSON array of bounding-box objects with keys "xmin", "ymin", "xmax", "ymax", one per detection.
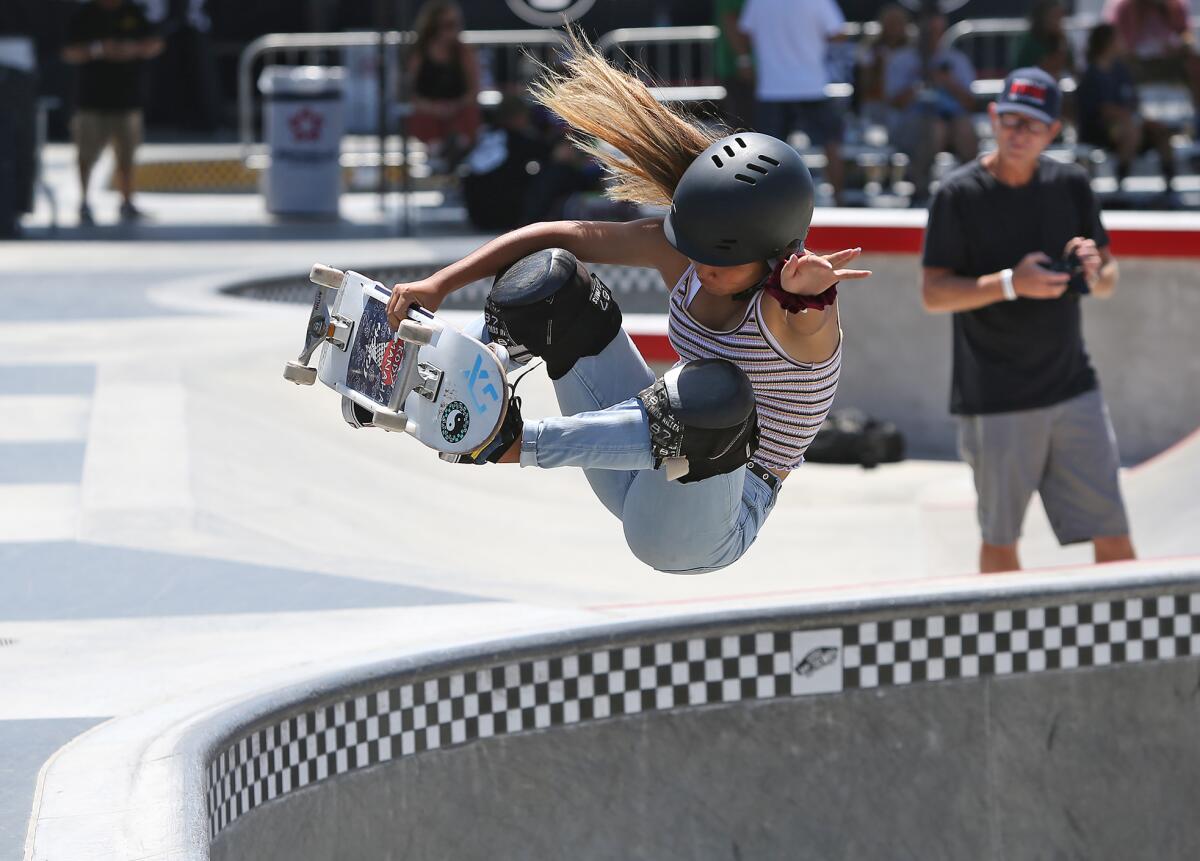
[{"xmin": 663, "ymin": 132, "xmax": 815, "ymax": 267}]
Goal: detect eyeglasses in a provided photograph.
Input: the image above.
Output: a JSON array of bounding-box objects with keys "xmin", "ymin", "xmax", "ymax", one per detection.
[{"xmin": 998, "ymin": 112, "xmax": 1050, "ymax": 135}]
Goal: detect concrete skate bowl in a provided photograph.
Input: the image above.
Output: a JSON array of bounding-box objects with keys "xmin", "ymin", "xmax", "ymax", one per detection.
[{"xmin": 204, "ymin": 568, "xmax": 1200, "ymax": 861}]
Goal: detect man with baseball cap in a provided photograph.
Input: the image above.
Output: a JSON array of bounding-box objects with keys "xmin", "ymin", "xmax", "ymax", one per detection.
[{"xmin": 920, "ymin": 67, "xmax": 1135, "ymax": 573}]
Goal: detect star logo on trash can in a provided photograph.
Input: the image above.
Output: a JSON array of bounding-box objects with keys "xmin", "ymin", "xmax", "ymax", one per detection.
[{"xmin": 288, "ymin": 108, "xmax": 324, "ymax": 142}]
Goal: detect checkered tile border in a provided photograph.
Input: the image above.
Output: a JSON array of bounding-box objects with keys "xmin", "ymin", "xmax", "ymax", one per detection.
[{"xmin": 207, "ymin": 591, "xmax": 1200, "ymax": 840}]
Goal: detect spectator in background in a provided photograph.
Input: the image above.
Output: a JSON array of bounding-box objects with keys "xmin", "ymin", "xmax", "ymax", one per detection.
[
  {"xmin": 855, "ymin": 3, "xmax": 911, "ymax": 127},
  {"xmin": 1015, "ymin": 0, "xmax": 1076, "ymax": 79},
  {"xmin": 885, "ymin": 3, "xmax": 977, "ymax": 205},
  {"xmin": 714, "ymin": 0, "xmax": 754, "ymax": 130},
  {"xmin": 739, "ymin": 0, "xmax": 847, "ymax": 204},
  {"xmin": 1078, "ymin": 23, "xmax": 1177, "ymax": 200},
  {"xmin": 462, "ymin": 96, "xmax": 551, "ymax": 231},
  {"xmin": 61, "ymin": 0, "xmax": 163, "ymax": 226},
  {"xmin": 921, "ymin": 68, "xmax": 1134, "ymax": 574},
  {"xmin": 406, "ymin": 0, "xmax": 481, "ymax": 171},
  {"xmin": 1105, "ymin": 0, "xmax": 1200, "ymax": 133}
]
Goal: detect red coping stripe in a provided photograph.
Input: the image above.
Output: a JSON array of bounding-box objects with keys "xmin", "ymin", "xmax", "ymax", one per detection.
[{"xmin": 802, "ymin": 224, "xmax": 1200, "ymax": 257}]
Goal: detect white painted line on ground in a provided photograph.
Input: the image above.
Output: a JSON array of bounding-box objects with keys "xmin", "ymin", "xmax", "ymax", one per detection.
[
  {"xmin": 81, "ymin": 375, "xmax": 191, "ymax": 513},
  {"xmin": 0, "ymin": 484, "xmax": 80, "ymax": 542},
  {"xmin": 0, "ymin": 396, "xmax": 91, "ymax": 442}
]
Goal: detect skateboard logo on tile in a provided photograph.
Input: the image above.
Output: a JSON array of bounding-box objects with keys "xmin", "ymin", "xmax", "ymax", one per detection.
[
  {"xmin": 795, "ymin": 646, "xmax": 838, "ymax": 677},
  {"xmin": 440, "ymin": 401, "xmax": 470, "ymax": 443}
]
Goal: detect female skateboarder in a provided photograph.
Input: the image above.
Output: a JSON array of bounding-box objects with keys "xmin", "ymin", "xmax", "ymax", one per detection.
[{"xmin": 385, "ymin": 32, "xmax": 870, "ymax": 573}]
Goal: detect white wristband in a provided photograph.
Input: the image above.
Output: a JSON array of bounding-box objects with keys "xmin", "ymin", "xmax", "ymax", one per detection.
[{"xmin": 999, "ymin": 268, "xmax": 1017, "ymax": 301}]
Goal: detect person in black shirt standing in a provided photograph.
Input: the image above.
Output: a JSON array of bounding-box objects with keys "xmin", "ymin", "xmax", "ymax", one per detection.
[
  {"xmin": 61, "ymin": 0, "xmax": 162, "ymax": 225},
  {"xmin": 921, "ymin": 67, "xmax": 1135, "ymax": 574}
]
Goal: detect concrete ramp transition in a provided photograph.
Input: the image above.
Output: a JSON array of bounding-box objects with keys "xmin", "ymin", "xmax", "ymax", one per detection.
[{"xmin": 196, "ymin": 566, "xmax": 1200, "ymax": 861}]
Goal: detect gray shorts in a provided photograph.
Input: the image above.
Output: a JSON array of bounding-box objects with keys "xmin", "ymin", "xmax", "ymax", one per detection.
[{"xmin": 957, "ymin": 388, "xmax": 1131, "ymax": 547}]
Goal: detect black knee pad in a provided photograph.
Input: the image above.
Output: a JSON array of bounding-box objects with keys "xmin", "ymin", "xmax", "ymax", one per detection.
[
  {"xmin": 638, "ymin": 359, "xmax": 759, "ymax": 484},
  {"xmin": 485, "ymin": 248, "xmax": 622, "ymax": 380}
]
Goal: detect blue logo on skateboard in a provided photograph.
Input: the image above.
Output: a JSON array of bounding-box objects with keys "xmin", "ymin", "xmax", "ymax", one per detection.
[
  {"xmin": 440, "ymin": 401, "xmax": 470, "ymax": 443},
  {"xmin": 463, "ymin": 355, "xmax": 501, "ymax": 414}
]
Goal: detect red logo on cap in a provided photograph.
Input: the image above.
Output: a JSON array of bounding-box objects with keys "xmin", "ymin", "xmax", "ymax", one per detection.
[{"xmin": 1009, "ymin": 80, "xmax": 1047, "ymax": 102}]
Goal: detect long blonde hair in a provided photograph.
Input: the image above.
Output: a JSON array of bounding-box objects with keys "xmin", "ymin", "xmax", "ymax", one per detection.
[{"xmin": 530, "ymin": 29, "xmax": 722, "ymax": 207}]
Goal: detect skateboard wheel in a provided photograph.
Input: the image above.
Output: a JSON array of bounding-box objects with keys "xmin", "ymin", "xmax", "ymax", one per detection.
[
  {"xmin": 309, "ymin": 264, "xmax": 345, "ymax": 290},
  {"xmin": 398, "ymin": 320, "xmax": 434, "ymax": 346},
  {"xmin": 283, "ymin": 362, "xmax": 318, "ymax": 386},
  {"xmin": 373, "ymin": 410, "xmax": 409, "ymax": 433}
]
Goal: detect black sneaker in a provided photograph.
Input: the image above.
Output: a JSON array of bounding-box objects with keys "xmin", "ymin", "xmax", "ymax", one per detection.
[{"xmin": 119, "ymin": 201, "xmax": 145, "ymax": 222}]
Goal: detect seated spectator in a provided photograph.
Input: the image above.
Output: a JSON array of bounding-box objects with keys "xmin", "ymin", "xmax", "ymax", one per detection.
[
  {"xmin": 1105, "ymin": 0, "xmax": 1200, "ymax": 133},
  {"xmin": 884, "ymin": 3, "xmax": 978, "ymax": 204},
  {"xmin": 405, "ymin": 0, "xmax": 481, "ymax": 170},
  {"xmin": 1014, "ymin": 0, "xmax": 1077, "ymax": 79},
  {"xmin": 461, "ymin": 97, "xmax": 549, "ymax": 231},
  {"xmin": 854, "ymin": 3, "xmax": 911, "ymax": 128},
  {"xmin": 462, "ymin": 96, "xmax": 604, "ymax": 231},
  {"xmin": 1078, "ymin": 23, "xmax": 1177, "ymax": 198}
]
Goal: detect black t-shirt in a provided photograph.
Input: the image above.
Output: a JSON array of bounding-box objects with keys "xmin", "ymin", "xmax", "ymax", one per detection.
[
  {"xmin": 922, "ymin": 157, "xmax": 1108, "ymax": 415},
  {"xmin": 66, "ymin": 1, "xmax": 154, "ymax": 111}
]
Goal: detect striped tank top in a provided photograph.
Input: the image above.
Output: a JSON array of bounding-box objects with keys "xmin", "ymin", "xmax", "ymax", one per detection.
[{"xmin": 666, "ymin": 265, "xmax": 841, "ymax": 472}]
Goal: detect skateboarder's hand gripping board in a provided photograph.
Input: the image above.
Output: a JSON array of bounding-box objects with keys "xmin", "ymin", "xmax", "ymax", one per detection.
[{"xmin": 284, "ymin": 264, "xmax": 511, "ymax": 458}]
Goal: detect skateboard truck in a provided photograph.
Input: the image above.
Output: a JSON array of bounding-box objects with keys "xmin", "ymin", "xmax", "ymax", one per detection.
[{"xmin": 283, "ymin": 264, "xmax": 357, "ymax": 386}]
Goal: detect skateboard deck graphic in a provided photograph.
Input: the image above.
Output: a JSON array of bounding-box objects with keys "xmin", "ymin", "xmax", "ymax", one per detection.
[
  {"xmin": 284, "ymin": 265, "xmax": 509, "ymax": 456},
  {"xmin": 345, "ymin": 296, "xmax": 404, "ymax": 405}
]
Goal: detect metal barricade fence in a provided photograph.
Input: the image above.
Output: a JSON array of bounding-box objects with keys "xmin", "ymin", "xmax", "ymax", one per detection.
[
  {"xmin": 237, "ymin": 29, "xmax": 569, "ymax": 158},
  {"xmin": 237, "ymin": 23, "xmax": 894, "ymax": 159}
]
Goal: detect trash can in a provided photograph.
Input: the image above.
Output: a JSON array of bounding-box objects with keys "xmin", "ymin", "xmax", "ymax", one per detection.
[
  {"xmin": 0, "ymin": 37, "xmax": 37, "ymax": 237},
  {"xmin": 258, "ymin": 65, "xmax": 345, "ymax": 218}
]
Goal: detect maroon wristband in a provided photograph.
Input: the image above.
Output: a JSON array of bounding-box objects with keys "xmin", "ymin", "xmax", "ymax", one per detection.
[{"xmin": 762, "ymin": 257, "xmax": 838, "ymax": 312}]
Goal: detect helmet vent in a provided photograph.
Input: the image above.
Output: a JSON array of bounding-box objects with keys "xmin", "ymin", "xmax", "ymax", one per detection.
[
  {"xmin": 758, "ymin": 154, "xmax": 780, "ymax": 166},
  {"xmin": 746, "ymin": 163, "xmax": 768, "ymax": 175},
  {"xmin": 723, "ymin": 145, "xmax": 736, "ymax": 158},
  {"xmin": 711, "ymin": 154, "xmax": 724, "ymax": 168},
  {"xmin": 734, "ymin": 173, "xmax": 756, "ymax": 185},
  {"xmin": 716, "ymin": 239, "xmax": 738, "ymax": 249},
  {"xmin": 735, "ymin": 137, "xmax": 747, "ymax": 148}
]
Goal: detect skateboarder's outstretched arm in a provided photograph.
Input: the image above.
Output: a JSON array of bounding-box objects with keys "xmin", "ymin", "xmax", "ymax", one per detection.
[{"xmin": 386, "ymin": 218, "xmax": 687, "ymax": 330}]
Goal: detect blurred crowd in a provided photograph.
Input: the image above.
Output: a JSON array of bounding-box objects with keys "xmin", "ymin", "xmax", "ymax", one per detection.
[
  {"xmin": 719, "ymin": 0, "xmax": 1198, "ymax": 208},
  {"xmin": 433, "ymin": 0, "xmax": 1200, "ymax": 226}
]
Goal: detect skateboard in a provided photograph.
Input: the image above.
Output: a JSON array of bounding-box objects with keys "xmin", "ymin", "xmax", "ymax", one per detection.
[{"xmin": 284, "ymin": 264, "xmax": 510, "ymax": 457}]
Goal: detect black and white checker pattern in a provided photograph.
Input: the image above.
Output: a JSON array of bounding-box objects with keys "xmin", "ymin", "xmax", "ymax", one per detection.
[
  {"xmin": 208, "ymin": 632, "xmax": 802, "ymax": 837},
  {"xmin": 207, "ymin": 591, "xmax": 1200, "ymax": 841},
  {"xmin": 843, "ymin": 593, "xmax": 1200, "ymax": 688}
]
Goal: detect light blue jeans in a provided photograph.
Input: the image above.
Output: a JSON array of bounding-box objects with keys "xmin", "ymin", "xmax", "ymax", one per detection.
[{"xmin": 467, "ymin": 317, "xmax": 781, "ymax": 573}]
